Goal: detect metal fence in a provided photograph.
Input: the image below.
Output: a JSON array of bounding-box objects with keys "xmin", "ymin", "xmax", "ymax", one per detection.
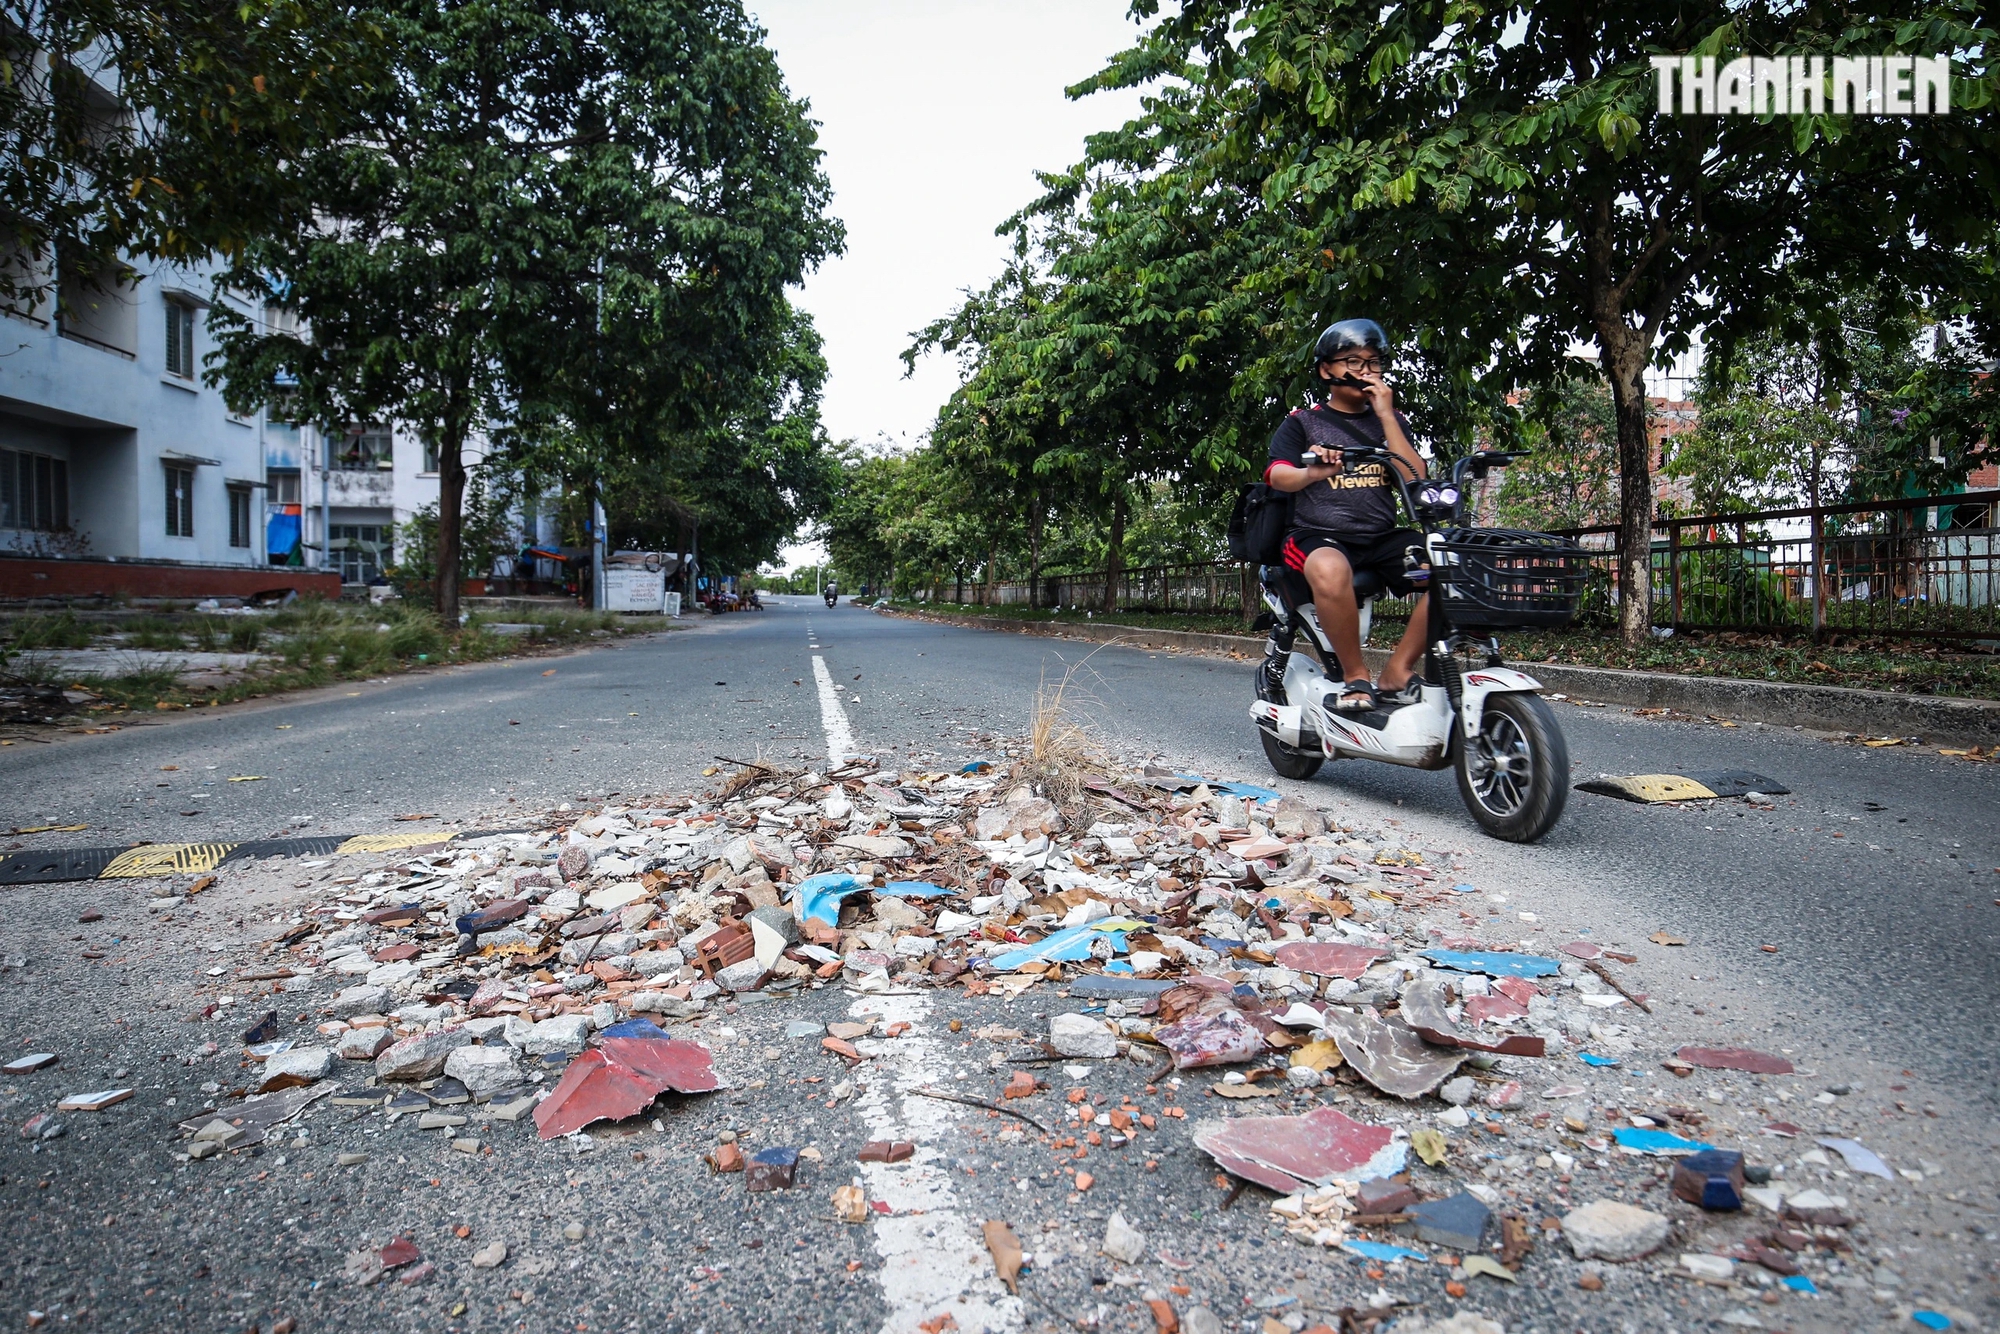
[
  {"xmin": 930, "ymin": 490, "xmax": 2000, "ymax": 643},
  {"xmin": 945, "ymin": 561, "xmax": 1256, "ymax": 619},
  {"xmin": 1554, "ymin": 490, "xmax": 2000, "ymax": 641}
]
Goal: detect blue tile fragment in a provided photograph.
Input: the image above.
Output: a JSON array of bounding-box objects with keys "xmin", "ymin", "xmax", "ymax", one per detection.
[{"xmin": 1420, "ymin": 948, "xmax": 1562, "ymax": 978}]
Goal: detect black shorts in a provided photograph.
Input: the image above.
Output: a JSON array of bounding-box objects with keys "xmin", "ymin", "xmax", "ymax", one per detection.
[{"xmin": 1281, "ymin": 528, "xmax": 1425, "ymax": 596}]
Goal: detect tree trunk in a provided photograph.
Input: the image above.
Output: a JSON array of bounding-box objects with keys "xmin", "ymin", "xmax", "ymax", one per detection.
[
  {"xmin": 434, "ymin": 414, "xmax": 468, "ymax": 627},
  {"xmin": 1599, "ymin": 330, "xmax": 1653, "ymax": 648},
  {"xmin": 1102, "ymin": 487, "xmax": 1126, "ymax": 613},
  {"xmin": 984, "ymin": 539, "xmax": 998, "ymax": 605},
  {"xmin": 1026, "ymin": 493, "xmax": 1044, "ymax": 609}
]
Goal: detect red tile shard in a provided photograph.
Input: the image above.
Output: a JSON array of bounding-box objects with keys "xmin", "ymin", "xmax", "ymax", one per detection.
[
  {"xmin": 533, "ymin": 1037, "xmax": 718, "ymax": 1139},
  {"xmin": 1675, "ymin": 1046, "xmax": 1794, "ymax": 1075},
  {"xmin": 1153, "ymin": 1008, "xmax": 1264, "ymax": 1070},
  {"xmin": 1271, "ymin": 942, "xmax": 1387, "ymax": 980},
  {"xmin": 1194, "ymin": 1105, "xmax": 1406, "ymax": 1192}
]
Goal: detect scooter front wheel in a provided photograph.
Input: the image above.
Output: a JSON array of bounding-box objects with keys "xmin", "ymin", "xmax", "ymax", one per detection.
[
  {"xmin": 1454, "ymin": 692, "xmax": 1568, "ymax": 842},
  {"xmin": 1255, "ymin": 664, "xmax": 1323, "ymax": 781}
]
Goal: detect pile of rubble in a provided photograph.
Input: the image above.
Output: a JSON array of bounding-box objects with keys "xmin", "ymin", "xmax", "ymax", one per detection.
[{"xmin": 138, "ymin": 750, "xmax": 1934, "ymax": 1326}]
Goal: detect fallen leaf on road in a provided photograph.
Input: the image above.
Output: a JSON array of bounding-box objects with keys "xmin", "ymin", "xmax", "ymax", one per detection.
[
  {"xmin": 227, "ymin": 775, "xmax": 265, "ymax": 783},
  {"xmin": 1649, "ymin": 932, "xmax": 1687, "ymax": 946},
  {"xmin": 1461, "ymin": 1255, "xmax": 1516, "ymax": 1283},
  {"xmin": 1214, "ymin": 1082, "xmax": 1284, "ymax": 1099},
  {"xmin": 541, "ymin": 669, "xmax": 556, "ymax": 676},
  {"xmin": 1411, "ymin": 1127, "xmax": 1448, "ymax": 1167},
  {"xmin": 393, "ymin": 814, "xmax": 437, "ymax": 822},
  {"xmin": 982, "ymin": 1220, "xmax": 1022, "ymax": 1293}
]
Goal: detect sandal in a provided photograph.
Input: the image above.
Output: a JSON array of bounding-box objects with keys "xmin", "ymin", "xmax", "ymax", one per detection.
[
  {"xmin": 1376, "ymin": 677, "xmax": 1423, "ymax": 707},
  {"xmin": 1335, "ymin": 680, "xmax": 1378, "ymax": 712}
]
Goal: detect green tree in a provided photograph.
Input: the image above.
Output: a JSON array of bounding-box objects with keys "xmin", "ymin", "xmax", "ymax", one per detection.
[
  {"xmin": 1492, "ymin": 371, "xmax": 1620, "ymax": 530},
  {"xmin": 210, "ymin": 0, "xmax": 837, "ymax": 623},
  {"xmin": 1670, "ymin": 296, "xmax": 1998, "ymax": 514},
  {"xmin": 1139, "ymin": 0, "xmax": 2000, "ymax": 644},
  {"xmin": 0, "ymin": 0, "xmax": 379, "ymax": 306}
]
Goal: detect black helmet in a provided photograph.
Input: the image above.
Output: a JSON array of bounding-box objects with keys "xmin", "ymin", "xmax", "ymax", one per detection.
[{"xmin": 1312, "ymin": 319, "xmax": 1387, "ymax": 365}]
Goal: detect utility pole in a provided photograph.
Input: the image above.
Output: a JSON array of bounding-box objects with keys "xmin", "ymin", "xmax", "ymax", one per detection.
[
  {"xmin": 591, "ymin": 254, "xmax": 608, "ymax": 611},
  {"xmin": 321, "ymin": 426, "xmax": 333, "ymax": 578},
  {"xmin": 592, "ymin": 495, "xmax": 608, "ymax": 610}
]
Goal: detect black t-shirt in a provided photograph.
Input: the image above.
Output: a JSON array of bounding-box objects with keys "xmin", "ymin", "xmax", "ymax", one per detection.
[{"xmin": 1265, "ymin": 405, "xmax": 1411, "ymax": 538}]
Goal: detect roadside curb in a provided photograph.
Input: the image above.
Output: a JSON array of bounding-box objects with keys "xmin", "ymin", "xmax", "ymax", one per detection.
[{"xmin": 880, "ymin": 607, "xmax": 2000, "ymax": 747}]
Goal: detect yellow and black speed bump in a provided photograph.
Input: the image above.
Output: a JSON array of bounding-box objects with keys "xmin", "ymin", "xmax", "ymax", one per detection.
[
  {"xmin": 1575, "ymin": 769, "xmax": 1790, "ymax": 803},
  {"xmin": 0, "ymin": 828, "xmax": 521, "ymax": 886}
]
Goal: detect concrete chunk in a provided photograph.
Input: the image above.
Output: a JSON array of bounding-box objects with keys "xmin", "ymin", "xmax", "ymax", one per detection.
[
  {"xmin": 1562, "ymin": 1200, "xmax": 1670, "ymax": 1261},
  {"xmin": 374, "ymin": 1026, "xmax": 473, "ymax": 1081}
]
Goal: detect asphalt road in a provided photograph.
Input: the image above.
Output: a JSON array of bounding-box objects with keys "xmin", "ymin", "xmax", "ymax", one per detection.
[
  {"xmin": 1, "ymin": 593, "xmax": 1995, "ymax": 1333},
  {"xmin": 10, "ymin": 594, "xmax": 1995, "ymax": 1095}
]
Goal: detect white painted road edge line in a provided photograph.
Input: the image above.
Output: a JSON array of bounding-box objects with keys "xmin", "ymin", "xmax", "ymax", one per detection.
[
  {"xmin": 849, "ymin": 993, "xmax": 1022, "ymax": 1334},
  {"xmin": 812, "ymin": 653, "xmax": 858, "ymax": 764}
]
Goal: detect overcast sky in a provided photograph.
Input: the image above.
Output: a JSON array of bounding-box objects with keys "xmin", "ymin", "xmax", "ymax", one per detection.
[{"xmin": 746, "ymin": 0, "xmax": 1148, "ymax": 457}]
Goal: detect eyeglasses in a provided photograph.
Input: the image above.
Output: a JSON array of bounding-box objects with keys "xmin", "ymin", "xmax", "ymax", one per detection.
[{"xmin": 1332, "ymin": 356, "xmax": 1386, "ymax": 373}]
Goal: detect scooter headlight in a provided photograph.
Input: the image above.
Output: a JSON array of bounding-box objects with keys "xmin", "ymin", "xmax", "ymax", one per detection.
[
  {"xmin": 1437, "ymin": 485, "xmax": 1460, "ymax": 507},
  {"xmin": 1418, "ymin": 485, "xmax": 1444, "ymax": 507}
]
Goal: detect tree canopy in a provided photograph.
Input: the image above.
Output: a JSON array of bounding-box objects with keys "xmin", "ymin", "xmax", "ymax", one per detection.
[
  {"xmin": 209, "ymin": 0, "xmax": 840, "ymax": 619},
  {"xmin": 0, "ymin": 0, "xmax": 378, "ymax": 304}
]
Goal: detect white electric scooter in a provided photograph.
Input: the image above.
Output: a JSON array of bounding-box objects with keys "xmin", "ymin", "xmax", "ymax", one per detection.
[{"xmin": 1248, "ymin": 447, "xmax": 1586, "ymax": 842}]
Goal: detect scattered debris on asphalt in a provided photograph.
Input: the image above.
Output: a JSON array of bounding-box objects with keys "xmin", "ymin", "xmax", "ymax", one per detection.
[{"xmin": 5, "ymin": 743, "xmax": 1939, "ymax": 1329}]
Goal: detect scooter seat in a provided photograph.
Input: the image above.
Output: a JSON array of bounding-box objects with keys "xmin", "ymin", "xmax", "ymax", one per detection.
[{"xmin": 1265, "ymin": 564, "xmax": 1383, "ymax": 609}]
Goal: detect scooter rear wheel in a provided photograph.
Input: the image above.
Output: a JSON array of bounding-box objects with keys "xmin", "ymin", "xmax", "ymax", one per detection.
[
  {"xmin": 1255, "ymin": 663, "xmax": 1323, "ymax": 781},
  {"xmin": 1454, "ymin": 692, "xmax": 1568, "ymax": 842}
]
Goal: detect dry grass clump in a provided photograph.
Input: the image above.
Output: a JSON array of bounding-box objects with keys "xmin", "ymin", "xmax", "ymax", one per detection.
[{"xmin": 1025, "ymin": 653, "xmax": 1111, "ymax": 821}]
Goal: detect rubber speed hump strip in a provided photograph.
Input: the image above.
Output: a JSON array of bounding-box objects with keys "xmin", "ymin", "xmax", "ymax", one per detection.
[
  {"xmin": 0, "ymin": 828, "xmax": 479, "ymax": 886},
  {"xmin": 1575, "ymin": 769, "xmax": 1790, "ymax": 804}
]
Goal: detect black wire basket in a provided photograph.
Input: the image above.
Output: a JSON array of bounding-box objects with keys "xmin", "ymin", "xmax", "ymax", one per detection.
[{"xmin": 1433, "ymin": 528, "xmax": 1590, "ymax": 629}]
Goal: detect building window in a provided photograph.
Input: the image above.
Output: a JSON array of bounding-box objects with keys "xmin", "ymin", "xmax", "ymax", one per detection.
[
  {"xmin": 228, "ymin": 486, "xmax": 252, "ymax": 548},
  {"xmin": 0, "ymin": 449, "xmax": 70, "ymax": 531},
  {"xmin": 164, "ymin": 301, "xmax": 195, "ymax": 378},
  {"xmin": 165, "ymin": 464, "xmax": 195, "ymax": 537},
  {"xmin": 330, "ymin": 523, "xmax": 391, "ymax": 583},
  {"xmin": 56, "ymin": 263, "xmax": 138, "ymax": 357},
  {"xmin": 267, "ymin": 468, "xmax": 301, "ymax": 505},
  {"xmin": 332, "ymin": 429, "xmax": 393, "ymax": 471},
  {"xmin": 422, "ymin": 439, "xmax": 439, "ymax": 473}
]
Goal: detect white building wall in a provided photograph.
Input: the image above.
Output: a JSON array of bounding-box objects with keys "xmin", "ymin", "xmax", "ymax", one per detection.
[{"xmin": 1, "ymin": 255, "xmax": 267, "ymax": 566}]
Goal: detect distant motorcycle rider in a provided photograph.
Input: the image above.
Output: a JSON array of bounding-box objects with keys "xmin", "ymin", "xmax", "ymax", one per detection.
[{"xmin": 1262, "ymin": 319, "xmax": 1432, "ymax": 712}]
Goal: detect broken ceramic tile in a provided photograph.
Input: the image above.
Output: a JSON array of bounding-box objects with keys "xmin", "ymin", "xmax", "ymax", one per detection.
[
  {"xmin": 1271, "ymin": 941, "xmax": 1388, "ymax": 979},
  {"xmin": 1319, "ymin": 1006, "xmax": 1464, "ymax": 1098},
  {"xmin": 1674, "ymin": 1046, "xmax": 1794, "ymax": 1075},
  {"xmin": 532, "ymin": 1036, "xmax": 718, "ymax": 1139},
  {"xmin": 1398, "ymin": 971, "xmax": 1545, "ymax": 1058},
  {"xmin": 745, "ymin": 1146, "xmax": 800, "ymax": 1192},
  {"xmin": 1153, "ymin": 1008, "xmax": 1263, "ymax": 1070},
  {"xmin": 1815, "ymin": 1137, "xmax": 1893, "ymax": 1180},
  {"xmin": 1193, "ymin": 1105, "xmax": 1406, "ymax": 1192},
  {"xmin": 1671, "ymin": 1149, "xmax": 1746, "ymax": 1210},
  {"xmin": 1419, "ymin": 948, "xmax": 1560, "ymax": 979}
]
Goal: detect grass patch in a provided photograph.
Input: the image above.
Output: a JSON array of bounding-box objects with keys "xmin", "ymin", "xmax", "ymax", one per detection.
[
  {"xmin": 6, "ymin": 612, "xmax": 96, "ymax": 650},
  {"xmin": 22, "ymin": 599, "xmax": 681, "ymax": 717}
]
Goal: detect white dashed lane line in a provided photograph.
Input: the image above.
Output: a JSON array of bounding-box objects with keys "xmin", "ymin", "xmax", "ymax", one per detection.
[
  {"xmin": 848, "ymin": 993, "xmax": 1022, "ymax": 1334},
  {"xmin": 812, "ymin": 652, "xmax": 859, "ymax": 764}
]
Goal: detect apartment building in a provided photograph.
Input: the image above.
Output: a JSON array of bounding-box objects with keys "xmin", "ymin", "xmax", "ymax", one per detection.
[{"xmin": 1, "ymin": 254, "xmax": 273, "ymax": 572}]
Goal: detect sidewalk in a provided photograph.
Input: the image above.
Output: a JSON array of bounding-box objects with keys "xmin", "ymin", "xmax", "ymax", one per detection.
[{"xmin": 882, "ymin": 607, "xmax": 2000, "ymax": 746}]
